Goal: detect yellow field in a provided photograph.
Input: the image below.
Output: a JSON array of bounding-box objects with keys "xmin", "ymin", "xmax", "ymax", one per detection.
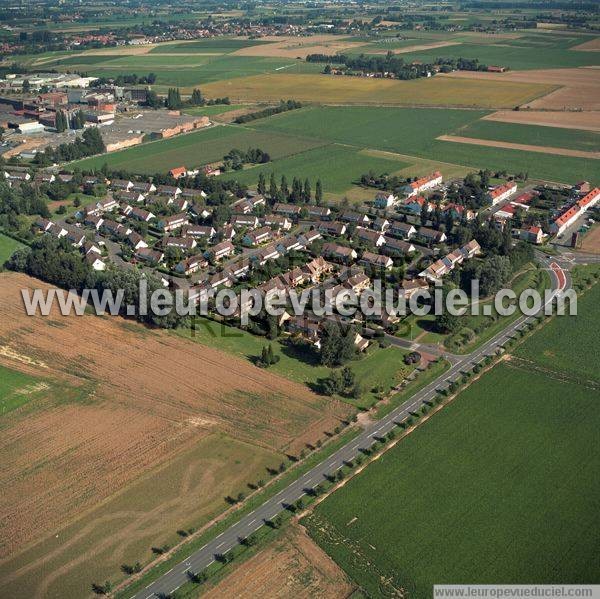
[{"xmin": 201, "ymin": 73, "xmax": 556, "ymax": 108}]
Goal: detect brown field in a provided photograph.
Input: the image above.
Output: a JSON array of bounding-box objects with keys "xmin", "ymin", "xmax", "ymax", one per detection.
[
  {"xmin": 437, "ymin": 134, "xmax": 600, "ymax": 159},
  {"xmin": 0, "ymin": 273, "xmax": 350, "ymax": 599},
  {"xmin": 441, "ymin": 68, "xmax": 600, "ymax": 111},
  {"xmin": 202, "ymin": 524, "xmax": 354, "ymax": 599},
  {"xmin": 232, "ymin": 34, "xmax": 367, "ymax": 59},
  {"xmin": 573, "ymin": 38, "xmax": 600, "ymax": 51},
  {"xmin": 580, "ymin": 225, "xmax": 600, "ymax": 254},
  {"xmin": 482, "ymin": 110, "xmax": 600, "ymax": 132},
  {"xmin": 201, "ymin": 73, "xmax": 554, "ymax": 108}
]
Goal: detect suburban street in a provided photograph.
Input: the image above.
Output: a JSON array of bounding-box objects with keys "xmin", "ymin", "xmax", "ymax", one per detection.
[{"xmin": 132, "ymin": 255, "xmax": 569, "ymax": 599}]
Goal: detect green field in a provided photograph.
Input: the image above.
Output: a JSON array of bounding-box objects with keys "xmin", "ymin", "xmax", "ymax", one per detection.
[
  {"xmin": 304, "ymin": 362, "xmax": 600, "ymax": 597},
  {"xmin": 149, "ymin": 38, "xmax": 276, "ymax": 54},
  {"xmin": 74, "ymin": 105, "xmax": 597, "ymax": 185},
  {"xmin": 251, "ymin": 105, "xmax": 488, "ymax": 152},
  {"xmin": 0, "ymin": 233, "xmax": 25, "ymax": 265},
  {"xmin": 515, "ymin": 282, "xmax": 600, "ymax": 382},
  {"xmin": 41, "ymin": 53, "xmax": 321, "ymax": 88},
  {"xmin": 454, "ymin": 120, "xmax": 600, "ymax": 153},
  {"xmin": 72, "ymin": 125, "xmax": 326, "ymax": 174},
  {"xmin": 0, "ymin": 364, "xmax": 42, "ymax": 415},
  {"xmin": 250, "ymin": 106, "xmax": 597, "ymax": 183},
  {"xmin": 220, "ymin": 143, "xmax": 410, "ymax": 196},
  {"xmin": 400, "ymin": 44, "xmax": 599, "ymax": 71},
  {"xmin": 387, "ymin": 32, "xmax": 600, "ymax": 71}
]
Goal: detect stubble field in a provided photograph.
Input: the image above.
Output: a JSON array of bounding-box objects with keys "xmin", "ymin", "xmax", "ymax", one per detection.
[
  {"xmin": 200, "ymin": 73, "xmax": 554, "ymax": 108},
  {"xmin": 0, "ymin": 273, "xmax": 350, "ymax": 599}
]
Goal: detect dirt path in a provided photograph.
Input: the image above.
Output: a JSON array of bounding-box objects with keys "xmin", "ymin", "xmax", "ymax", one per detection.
[{"xmin": 436, "ymin": 134, "xmax": 600, "ymax": 159}]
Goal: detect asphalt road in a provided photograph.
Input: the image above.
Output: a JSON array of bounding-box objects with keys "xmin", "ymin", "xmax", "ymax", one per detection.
[{"xmin": 132, "ymin": 256, "xmax": 568, "ymax": 599}]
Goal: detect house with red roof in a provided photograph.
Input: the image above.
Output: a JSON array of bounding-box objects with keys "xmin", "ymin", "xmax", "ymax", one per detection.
[
  {"xmin": 401, "ymin": 171, "xmax": 443, "ymax": 198},
  {"xmin": 487, "ymin": 181, "xmax": 518, "ymax": 206},
  {"xmin": 169, "ymin": 166, "xmax": 187, "ymax": 179},
  {"xmin": 551, "ymin": 188, "xmax": 600, "ymax": 236}
]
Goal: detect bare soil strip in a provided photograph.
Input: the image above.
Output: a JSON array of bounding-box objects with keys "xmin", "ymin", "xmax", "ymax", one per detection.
[
  {"xmin": 436, "ymin": 134, "xmax": 600, "ymax": 159},
  {"xmin": 482, "ymin": 110, "xmax": 600, "ymax": 132},
  {"xmin": 201, "ymin": 524, "xmax": 354, "ymax": 599}
]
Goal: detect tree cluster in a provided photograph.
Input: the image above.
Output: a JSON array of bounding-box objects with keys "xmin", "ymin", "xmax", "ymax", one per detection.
[
  {"xmin": 257, "ymin": 344, "xmax": 280, "ymax": 368},
  {"xmin": 234, "ymin": 100, "xmax": 302, "ymax": 124},
  {"xmin": 36, "ymin": 127, "xmax": 105, "ymax": 164},
  {"xmin": 7, "ymin": 236, "xmax": 184, "ymax": 328},
  {"xmin": 222, "ymin": 147, "xmax": 270, "ymax": 171},
  {"xmin": 320, "ymin": 321, "xmax": 356, "ymax": 367}
]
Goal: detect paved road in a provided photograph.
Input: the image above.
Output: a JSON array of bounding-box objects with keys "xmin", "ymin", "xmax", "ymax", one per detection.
[{"xmin": 131, "ymin": 257, "xmax": 567, "ymax": 599}]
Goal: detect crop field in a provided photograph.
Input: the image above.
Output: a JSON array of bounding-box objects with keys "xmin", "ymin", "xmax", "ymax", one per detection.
[
  {"xmin": 251, "ymin": 106, "xmax": 596, "ymax": 183},
  {"xmin": 515, "ymin": 283, "xmax": 600, "ymax": 383},
  {"xmin": 149, "ymin": 38, "xmax": 277, "ymax": 54},
  {"xmin": 41, "ymin": 53, "xmax": 322, "ymax": 88},
  {"xmin": 251, "ymin": 105, "xmax": 488, "ymax": 152},
  {"xmin": 220, "ymin": 143, "xmax": 410, "ymax": 197},
  {"xmin": 0, "ymin": 273, "xmax": 351, "ymax": 599},
  {"xmin": 73, "ymin": 104, "xmax": 596, "ymax": 187},
  {"xmin": 72, "ymin": 124, "xmax": 327, "ymax": 173},
  {"xmin": 395, "ymin": 34, "xmax": 600, "ymax": 71},
  {"xmin": 452, "ymin": 120, "xmax": 600, "ymax": 153},
  {"xmin": 304, "ymin": 362, "xmax": 600, "ymax": 597},
  {"xmin": 0, "ymin": 232, "xmax": 24, "ymax": 265},
  {"xmin": 201, "ymin": 73, "xmax": 554, "ymax": 108}
]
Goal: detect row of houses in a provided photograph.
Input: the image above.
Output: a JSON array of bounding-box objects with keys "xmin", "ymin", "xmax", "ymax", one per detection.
[
  {"xmin": 419, "ymin": 239, "xmax": 481, "ymax": 282},
  {"xmin": 550, "ymin": 188, "xmax": 600, "ymax": 236}
]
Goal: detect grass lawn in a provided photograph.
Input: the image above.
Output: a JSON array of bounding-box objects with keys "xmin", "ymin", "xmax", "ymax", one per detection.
[
  {"xmin": 201, "ymin": 73, "xmax": 554, "ymax": 109},
  {"xmin": 0, "ymin": 365, "xmax": 42, "ymax": 415},
  {"xmin": 514, "ymin": 282, "xmax": 600, "ymax": 383},
  {"xmin": 72, "ymin": 125, "xmax": 326, "ymax": 173},
  {"xmin": 304, "ymin": 362, "xmax": 600, "ymax": 597},
  {"xmin": 221, "ymin": 143, "xmax": 411, "ymax": 197},
  {"xmin": 453, "ymin": 120, "xmax": 600, "ymax": 153},
  {"xmin": 0, "ymin": 233, "xmax": 25, "ymax": 265},
  {"xmin": 175, "ymin": 318, "xmax": 414, "ymax": 409},
  {"xmin": 396, "ymin": 313, "xmax": 448, "ymax": 345}
]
